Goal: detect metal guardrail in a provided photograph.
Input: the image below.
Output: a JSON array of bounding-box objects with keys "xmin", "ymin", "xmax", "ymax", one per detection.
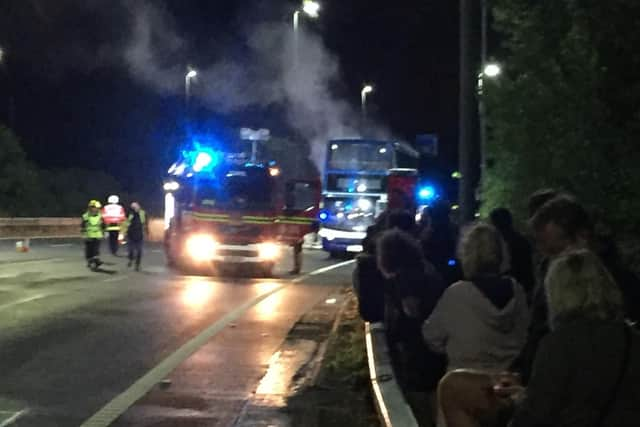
[
  {"xmin": 365, "ymin": 322, "xmax": 419, "ymax": 427},
  {"xmin": 0, "ymin": 217, "xmax": 165, "ymax": 242}
]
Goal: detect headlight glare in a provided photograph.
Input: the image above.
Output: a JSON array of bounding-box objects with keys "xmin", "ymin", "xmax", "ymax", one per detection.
[
  {"xmin": 186, "ymin": 234, "xmax": 218, "ymax": 261},
  {"xmin": 258, "ymin": 242, "xmax": 280, "ymax": 260}
]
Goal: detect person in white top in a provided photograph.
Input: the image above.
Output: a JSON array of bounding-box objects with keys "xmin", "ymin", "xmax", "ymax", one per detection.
[{"xmin": 423, "ymin": 222, "xmax": 530, "ymax": 372}]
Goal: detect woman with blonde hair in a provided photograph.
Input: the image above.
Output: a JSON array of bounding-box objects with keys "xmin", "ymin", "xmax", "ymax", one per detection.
[
  {"xmin": 439, "ymin": 249, "xmax": 640, "ymax": 427},
  {"xmin": 506, "ymin": 249, "xmax": 640, "ymax": 426},
  {"xmin": 423, "ymin": 222, "xmax": 529, "ymax": 372}
]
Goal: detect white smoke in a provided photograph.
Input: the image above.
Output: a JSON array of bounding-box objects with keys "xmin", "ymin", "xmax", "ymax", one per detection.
[{"xmin": 121, "ymin": 1, "xmax": 392, "ymax": 172}]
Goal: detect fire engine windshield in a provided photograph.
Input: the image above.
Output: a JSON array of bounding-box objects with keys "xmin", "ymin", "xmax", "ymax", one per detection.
[{"xmin": 194, "ymin": 169, "xmax": 272, "ymax": 211}]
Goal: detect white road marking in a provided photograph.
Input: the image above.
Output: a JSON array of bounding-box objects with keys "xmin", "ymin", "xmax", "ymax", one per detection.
[
  {"xmin": 0, "ymin": 294, "xmax": 54, "ymax": 312},
  {"xmin": 103, "ymin": 276, "xmax": 128, "ymax": 283},
  {"xmin": 50, "ymin": 243, "xmax": 73, "ymax": 248},
  {"xmin": 0, "ymin": 258, "xmax": 64, "ymax": 266},
  {"xmin": 80, "ymin": 260, "xmax": 355, "ymax": 427},
  {"xmin": 0, "ymin": 409, "xmax": 29, "ymax": 426},
  {"xmin": 303, "ymin": 259, "xmax": 354, "ymax": 278}
]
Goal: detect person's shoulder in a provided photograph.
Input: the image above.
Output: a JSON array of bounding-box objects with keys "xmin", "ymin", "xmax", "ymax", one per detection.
[{"xmin": 441, "ymin": 280, "xmax": 475, "ymax": 299}]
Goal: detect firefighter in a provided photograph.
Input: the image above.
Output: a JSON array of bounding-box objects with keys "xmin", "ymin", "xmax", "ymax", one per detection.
[
  {"xmin": 291, "ymin": 239, "xmax": 303, "ymax": 275},
  {"xmin": 82, "ymin": 200, "xmax": 105, "ymax": 271},
  {"xmin": 126, "ymin": 202, "xmax": 148, "ymax": 271},
  {"xmin": 102, "ymin": 195, "xmax": 126, "ymax": 256}
]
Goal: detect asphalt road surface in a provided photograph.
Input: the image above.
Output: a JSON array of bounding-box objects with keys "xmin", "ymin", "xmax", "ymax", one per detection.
[{"xmin": 0, "ymin": 239, "xmax": 353, "ymax": 427}]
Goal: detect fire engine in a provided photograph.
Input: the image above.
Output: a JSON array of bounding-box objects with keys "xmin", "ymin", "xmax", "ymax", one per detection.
[{"xmin": 163, "ymin": 140, "xmax": 320, "ymax": 276}]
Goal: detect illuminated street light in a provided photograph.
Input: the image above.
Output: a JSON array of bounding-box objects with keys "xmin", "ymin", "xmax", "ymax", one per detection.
[
  {"xmin": 293, "ymin": 1, "xmax": 320, "ymax": 31},
  {"xmin": 185, "ymin": 67, "xmax": 198, "ymax": 106},
  {"xmin": 361, "ymin": 84, "xmax": 374, "ymax": 124},
  {"xmin": 302, "ymin": 0, "xmax": 320, "ymax": 18},
  {"xmin": 483, "ymin": 63, "xmax": 501, "ymax": 78}
]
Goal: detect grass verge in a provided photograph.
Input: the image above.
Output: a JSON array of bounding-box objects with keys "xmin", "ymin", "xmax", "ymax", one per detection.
[{"xmin": 287, "ymin": 288, "xmax": 381, "ymax": 427}]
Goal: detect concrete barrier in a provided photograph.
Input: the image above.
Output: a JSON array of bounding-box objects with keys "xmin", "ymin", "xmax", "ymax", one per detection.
[
  {"xmin": 365, "ymin": 322, "xmax": 419, "ymax": 427},
  {"xmin": 0, "ymin": 217, "xmax": 165, "ymax": 242}
]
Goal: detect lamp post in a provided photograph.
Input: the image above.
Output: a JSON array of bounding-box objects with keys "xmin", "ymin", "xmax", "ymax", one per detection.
[
  {"xmin": 361, "ymin": 84, "xmax": 374, "ymax": 124},
  {"xmin": 185, "ymin": 68, "xmax": 197, "ymax": 106},
  {"xmin": 292, "ymin": 1, "xmax": 320, "ymax": 69},
  {"xmin": 478, "ymin": 61, "xmax": 501, "ymax": 196}
]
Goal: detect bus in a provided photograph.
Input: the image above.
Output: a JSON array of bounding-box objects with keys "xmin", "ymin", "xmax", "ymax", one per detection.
[{"xmin": 318, "ymin": 138, "xmax": 420, "ymax": 255}]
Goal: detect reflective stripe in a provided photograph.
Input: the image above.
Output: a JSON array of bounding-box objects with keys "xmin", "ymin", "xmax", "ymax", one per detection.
[
  {"xmin": 241, "ymin": 216, "xmax": 273, "ymax": 223},
  {"xmin": 276, "ymin": 216, "xmax": 315, "ymax": 224},
  {"xmin": 192, "ymin": 216, "xmax": 230, "ymax": 223},
  {"xmin": 192, "ymin": 212, "xmax": 230, "ymax": 219}
]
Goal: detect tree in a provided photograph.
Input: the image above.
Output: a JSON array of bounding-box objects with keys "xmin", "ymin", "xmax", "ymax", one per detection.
[
  {"xmin": 0, "ymin": 126, "xmax": 40, "ymax": 216},
  {"xmin": 481, "ymin": 0, "xmax": 640, "ymax": 233}
]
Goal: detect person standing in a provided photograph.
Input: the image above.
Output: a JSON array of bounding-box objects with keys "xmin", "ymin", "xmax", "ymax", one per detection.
[
  {"xmin": 82, "ymin": 200, "xmax": 105, "ymax": 271},
  {"xmin": 102, "ymin": 195, "xmax": 126, "ymax": 256},
  {"xmin": 490, "ymin": 208, "xmax": 535, "ymax": 298},
  {"xmin": 126, "ymin": 202, "xmax": 148, "ymax": 271}
]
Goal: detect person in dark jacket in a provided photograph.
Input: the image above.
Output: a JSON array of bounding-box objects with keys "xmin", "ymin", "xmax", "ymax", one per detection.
[
  {"xmin": 490, "ymin": 208, "xmax": 535, "ymax": 299},
  {"xmin": 377, "ymin": 229, "xmax": 446, "ymax": 392},
  {"xmin": 353, "ymin": 209, "xmax": 417, "ymax": 322},
  {"xmin": 419, "ymin": 199, "xmax": 462, "ymax": 286},
  {"xmin": 508, "ymin": 249, "xmax": 640, "ymax": 426},
  {"xmin": 126, "ymin": 202, "xmax": 148, "ymax": 271},
  {"xmin": 513, "ymin": 194, "xmax": 591, "ymax": 382}
]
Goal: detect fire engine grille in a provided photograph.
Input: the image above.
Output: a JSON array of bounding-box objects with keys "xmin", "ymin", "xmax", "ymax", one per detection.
[{"xmin": 216, "ymin": 249, "xmax": 259, "ymax": 258}]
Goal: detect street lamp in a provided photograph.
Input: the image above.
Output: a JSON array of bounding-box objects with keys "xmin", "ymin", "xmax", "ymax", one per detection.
[
  {"xmin": 0, "ymin": 47, "xmax": 4, "ymax": 63},
  {"xmin": 478, "ymin": 61, "xmax": 501, "ymax": 193},
  {"xmin": 293, "ymin": 0, "xmax": 320, "ymax": 30},
  {"xmin": 483, "ymin": 63, "xmax": 501, "ymax": 78},
  {"xmin": 185, "ymin": 68, "xmax": 197, "ymax": 105},
  {"xmin": 361, "ymin": 84, "xmax": 374, "ymax": 125},
  {"xmin": 302, "ymin": 0, "xmax": 320, "ymax": 18}
]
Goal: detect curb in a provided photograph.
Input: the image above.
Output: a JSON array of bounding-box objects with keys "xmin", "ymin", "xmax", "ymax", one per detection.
[{"xmin": 365, "ymin": 322, "xmax": 419, "ymax": 427}]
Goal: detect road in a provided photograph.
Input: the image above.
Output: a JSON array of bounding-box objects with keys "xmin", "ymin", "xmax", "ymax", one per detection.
[{"xmin": 0, "ymin": 239, "xmax": 353, "ymax": 427}]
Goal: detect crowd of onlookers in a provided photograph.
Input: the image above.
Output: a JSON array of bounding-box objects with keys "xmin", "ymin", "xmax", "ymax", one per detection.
[{"xmin": 353, "ymin": 188, "xmax": 640, "ymax": 427}]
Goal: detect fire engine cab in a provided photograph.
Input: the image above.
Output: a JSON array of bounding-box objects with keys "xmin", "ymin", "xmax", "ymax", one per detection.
[{"xmin": 163, "ymin": 142, "xmax": 320, "ymax": 276}]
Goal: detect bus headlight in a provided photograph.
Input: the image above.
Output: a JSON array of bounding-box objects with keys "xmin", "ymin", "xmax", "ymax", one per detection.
[
  {"xmin": 186, "ymin": 234, "xmax": 218, "ymax": 261},
  {"xmin": 258, "ymin": 242, "xmax": 280, "ymax": 260}
]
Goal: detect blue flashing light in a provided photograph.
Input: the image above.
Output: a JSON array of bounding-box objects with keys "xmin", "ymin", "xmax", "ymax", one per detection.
[
  {"xmin": 318, "ymin": 211, "xmax": 329, "ymax": 222},
  {"xmin": 448, "ymin": 259, "xmax": 457, "ymax": 266},
  {"xmin": 193, "ymin": 152, "xmax": 213, "ymax": 172},
  {"xmin": 418, "ymin": 185, "xmax": 436, "ymax": 201},
  {"xmin": 181, "ymin": 143, "xmax": 223, "ymax": 174}
]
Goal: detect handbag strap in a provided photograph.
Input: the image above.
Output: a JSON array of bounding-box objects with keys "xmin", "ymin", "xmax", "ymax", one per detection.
[{"xmin": 595, "ymin": 324, "xmax": 632, "ymax": 427}]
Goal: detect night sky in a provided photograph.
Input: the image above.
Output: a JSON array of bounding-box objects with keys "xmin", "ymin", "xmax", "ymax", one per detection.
[{"xmin": 0, "ymin": 0, "xmax": 460, "ymax": 190}]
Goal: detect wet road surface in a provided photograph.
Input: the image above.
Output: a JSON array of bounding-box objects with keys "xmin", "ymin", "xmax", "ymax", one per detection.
[{"xmin": 0, "ymin": 239, "xmax": 353, "ymax": 426}]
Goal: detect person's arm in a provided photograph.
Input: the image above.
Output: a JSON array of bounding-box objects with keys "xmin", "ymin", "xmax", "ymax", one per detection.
[
  {"xmin": 422, "ymin": 291, "xmax": 450, "ymax": 354},
  {"xmin": 509, "ymin": 332, "xmax": 570, "ymax": 427}
]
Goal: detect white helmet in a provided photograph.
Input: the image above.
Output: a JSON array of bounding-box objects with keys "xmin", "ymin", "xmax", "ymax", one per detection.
[{"xmin": 108, "ymin": 195, "xmax": 119, "ymax": 204}]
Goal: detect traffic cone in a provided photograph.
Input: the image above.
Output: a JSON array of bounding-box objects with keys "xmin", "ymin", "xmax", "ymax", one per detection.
[{"xmin": 15, "ymin": 238, "xmax": 30, "ymax": 253}]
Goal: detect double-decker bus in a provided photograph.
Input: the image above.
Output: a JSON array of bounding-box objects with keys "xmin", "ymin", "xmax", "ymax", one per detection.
[{"xmin": 318, "ymin": 138, "xmax": 420, "ymax": 255}]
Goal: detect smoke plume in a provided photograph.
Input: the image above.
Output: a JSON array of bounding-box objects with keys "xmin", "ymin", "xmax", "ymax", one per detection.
[{"xmin": 121, "ymin": 1, "xmax": 392, "ymax": 172}]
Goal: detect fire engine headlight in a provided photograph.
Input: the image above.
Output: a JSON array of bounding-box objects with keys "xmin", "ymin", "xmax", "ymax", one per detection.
[
  {"xmin": 257, "ymin": 242, "xmax": 280, "ymax": 261},
  {"xmin": 186, "ymin": 234, "xmax": 218, "ymax": 262}
]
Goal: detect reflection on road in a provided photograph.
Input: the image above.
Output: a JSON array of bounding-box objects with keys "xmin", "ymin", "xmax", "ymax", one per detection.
[
  {"xmin": 254, "ymin": 282, "xmax": 283, "ymax": 320},
  {"xmin": 181, "ymin": 278, "xmax": 215, "ymax": 309}
]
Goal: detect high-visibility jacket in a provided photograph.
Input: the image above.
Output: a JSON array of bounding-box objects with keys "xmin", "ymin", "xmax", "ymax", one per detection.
[
  {"xmin": 82, "ymin": 211, "xmax": 104, "ymax": 239},
  {"xmin": 102, "ymin": 203, "xmax": 126, "ymax": 231}
]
